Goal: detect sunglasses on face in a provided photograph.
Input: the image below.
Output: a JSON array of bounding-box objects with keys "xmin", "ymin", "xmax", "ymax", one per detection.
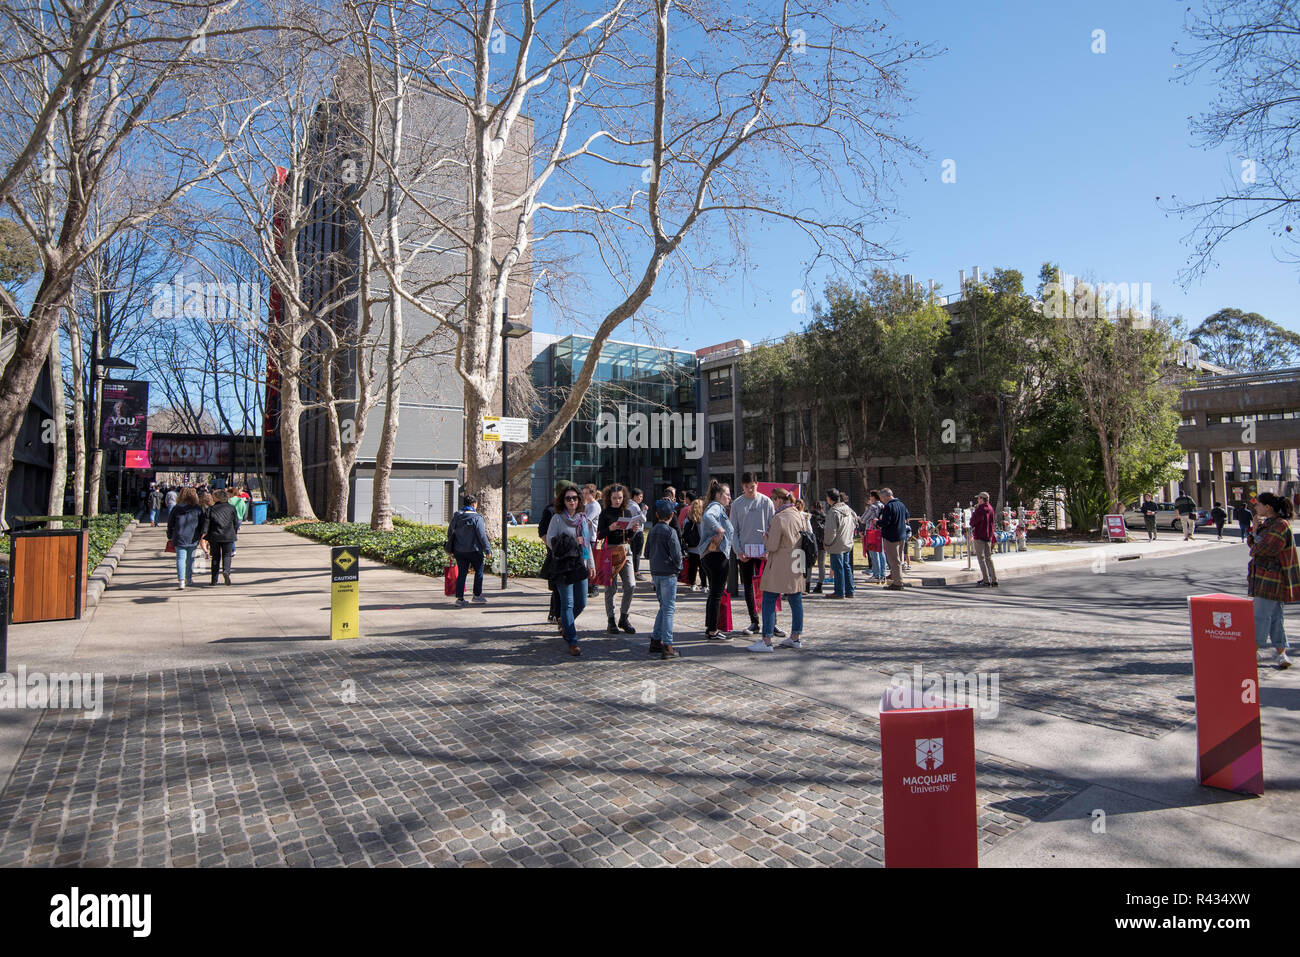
[{"xmin": 564, "ymin": 495, "xmax": 579, "ymax": 500}]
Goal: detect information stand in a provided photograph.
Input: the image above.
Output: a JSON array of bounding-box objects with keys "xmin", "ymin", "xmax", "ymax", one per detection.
[{"xmin": 1188, "ymin": 593, "xmax": 1262, "ymax": 795}]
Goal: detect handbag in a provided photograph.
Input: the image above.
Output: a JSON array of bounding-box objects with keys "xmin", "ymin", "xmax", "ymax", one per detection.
[
  {"xmin": 594, "ymin": 544, "xmax": 614, "ymax": 587},
  {"xmin": 444, "ymin": 562, "xmax": 458, "ymax": 596},
  {"xmin": 753, "ymin": 559, "xmax": 781, "ymax": 611},
  {"xmin": 865, "ymin": 528, "xmax": 883, "ymax": 552},
  {"xmin": 719, "ymin": 590, "xmax": 733, "ymax": 631},
  {"xmin": 164, "ymin": 539, "xmax": 176, "ymax": 554}
]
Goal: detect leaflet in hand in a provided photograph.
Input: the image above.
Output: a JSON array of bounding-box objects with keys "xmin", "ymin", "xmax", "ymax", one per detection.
[{"xmin": 610, "ymin": 517, "xmax": 642, "ymax": 531}]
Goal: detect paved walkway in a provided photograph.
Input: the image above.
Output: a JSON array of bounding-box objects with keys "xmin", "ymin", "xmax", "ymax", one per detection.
[{"xmin": 0, "ymin": 523, "xmax": 1293, "ymax": 867}]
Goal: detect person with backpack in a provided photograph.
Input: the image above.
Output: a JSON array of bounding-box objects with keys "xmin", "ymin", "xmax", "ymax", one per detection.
[
  {"xmin": 447, "ymin": 494, "xmax": 492, "ymax": 607},
  {"xmin": 1249, "ymin": 491, "xmax": 1299, "ymax": 669},
  {"xmin": 203, "ymin": 490, "xmax": 241, "ymax": 586},
  {"xmin": 1174, "ymin": 491, "xmax": 1197, "ymax": 540},
  {"xmin": 1211, "ymin": 501, "xmax": 1228, "ymax": 541},
  {"xmin": 746, "ymin": 486, "xmax": 807, "ymax": 653},
  {"xmin": 647, "ymin": 498, "xmax": 684, "ymax": 659},
  {"xmin": 545, "ymin": 486, "xmax": 597, "ymax": 656},
  {"xmin": 148, "ymin": 485, "xmax": 163, "ymax": 527},
  {"xmin": 807, "ymin": 501, "xmax": 827, "ymax": 593},
  {"xmin": 823, "ymin": 488, "xmax": 856, "ymax": 598},
  {"xmin": 1235, "ymin": 501, "xmax": 1254, "ymax": 543},
  {"xmin": 697, "ymin": 479, "xmax": 737, "ymax": 640}
]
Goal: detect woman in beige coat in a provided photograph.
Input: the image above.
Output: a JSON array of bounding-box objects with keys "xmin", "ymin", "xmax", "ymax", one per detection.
[{"xmin": 746, "ymin": 486, "xmax": 807, "ymax": 653}]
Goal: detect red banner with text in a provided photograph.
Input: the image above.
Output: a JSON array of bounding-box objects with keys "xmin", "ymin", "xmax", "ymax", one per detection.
[
  {"xmin": 880, "ymin": 705, "xmax": 978, "ymax": 867},
  {"xmin": 1188, "ymin": 593, "xmax": 1263, "ymax": 795}
]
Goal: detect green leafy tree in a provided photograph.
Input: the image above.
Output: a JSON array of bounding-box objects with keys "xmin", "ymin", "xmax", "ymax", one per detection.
[{"xmin": 1188, "ymin": 307, "xmax": 1300, "ymax": 370}]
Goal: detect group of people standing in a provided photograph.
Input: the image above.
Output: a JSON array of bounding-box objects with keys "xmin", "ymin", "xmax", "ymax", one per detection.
[
  {"xmin": 158, "ymin": 483, "xmax": 248, "ymax": 589},
  {"xmin": 528, "ymin": 474, "xmax": 931, "ymax": 659}
]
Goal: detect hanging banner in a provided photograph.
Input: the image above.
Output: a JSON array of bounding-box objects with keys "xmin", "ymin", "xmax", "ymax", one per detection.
[
  {"xmin": 756, "ymin": 481, "xmax": 800, "ymax": 502},
  {"xmin": 152, "ymin": 436, "xmax": 232, "ymax": 468},
  {"xmin": 125, "ymin": 431, "xmax": 153, "ymax": 470},
  {"xmin": 331, "ymin": 546, "xmax": 360, "ymax": 640},
  {"xmin": 880, "ymin": 704, "xmax": 978, "ymax": 868},
  {"xmin": 1188, "ymin": 593, "xmax": 1262, "ymax": 794},
  {"xmin": 100, "ymin": 380, "xmax": 149, "ymax": 450}
]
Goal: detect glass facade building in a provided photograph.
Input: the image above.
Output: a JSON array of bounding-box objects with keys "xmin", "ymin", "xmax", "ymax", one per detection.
[{"xmin": 530, "ymin": 335, "xmax": 700, "ymax": 512}]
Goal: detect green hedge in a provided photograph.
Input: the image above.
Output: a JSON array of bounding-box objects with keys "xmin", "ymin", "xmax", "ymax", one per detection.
[
  {"xmin": 86, "ymin": 513, "xmax": 134, "ymax": 570},
  {"xmin": 282, "ymin": 520, "xmax": 547, "ymax": 578}
]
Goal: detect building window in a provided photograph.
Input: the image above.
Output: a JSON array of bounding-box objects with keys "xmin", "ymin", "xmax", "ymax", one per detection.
[
  {"xmin": 711, "ymin": 421, "xmax": 734, "ymax": 453},
  {"xmin": 708, "ymin": 367, "xmax": 732, "ymax": 401}
]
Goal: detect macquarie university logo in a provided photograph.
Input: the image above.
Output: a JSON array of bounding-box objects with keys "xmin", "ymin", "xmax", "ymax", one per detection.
[
  {"xmin": 916, "ymin": 738, "xmax": 943, "ymax": 771},
  {"xmin": 1213, "ymin": 612, "xmax": 1232, "ymax": 629}
]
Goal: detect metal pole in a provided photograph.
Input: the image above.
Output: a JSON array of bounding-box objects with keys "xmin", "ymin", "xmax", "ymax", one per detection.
[
  {"xmin": 0, "ymin": 560, "xmax": 8, "ymax": 673},
  {"xmin": 997, "ymin": 394, "xmax": 1007, "ymax": 510},
  {"xmin": 500, "ymin": 329, "xmax": 508, "ymax": 590}
]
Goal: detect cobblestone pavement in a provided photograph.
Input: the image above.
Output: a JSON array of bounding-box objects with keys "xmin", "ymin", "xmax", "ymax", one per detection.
[
  {"xmin": 0, "ymin": 639, "xmax": 1080, "ymax": 867},
  {"xmin": 709, "ymin": 558, "xmax": 1264, "ymax": 738}
]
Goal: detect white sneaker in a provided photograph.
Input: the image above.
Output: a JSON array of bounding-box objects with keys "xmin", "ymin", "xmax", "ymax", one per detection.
[
  {"xmin": 1279, "ymin": 652, "xmax": 1294, "ymax": 670},
  {"xmin": 778, "ymin": 638, "xmax": 802, "ymax": 649},
  {"xmin": 745, "ymin": 639, "xmax": 774, "ymax": 653},
  {"xmin": 178, "ymin": 581, "xmax": 185, "ymax": 590}
]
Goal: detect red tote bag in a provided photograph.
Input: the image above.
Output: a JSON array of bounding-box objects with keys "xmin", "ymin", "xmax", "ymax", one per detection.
[
  {"xmin": 753, "ymin": 559, "xmax": 780, "ymax": 611},
  {"xmin": 719, "ymin": 590, "xmax": 733, "ymax": 631},
  {"xmin": 594, "ymin": 545, "xmax": 614, "ymax": 587},
  {"xmin": 444, "ymin": 562, "xmax": 458, "ymax": 596},
  {"xmin": 865, "ymin": 529, "xmax": 883, "ymax": 553}
]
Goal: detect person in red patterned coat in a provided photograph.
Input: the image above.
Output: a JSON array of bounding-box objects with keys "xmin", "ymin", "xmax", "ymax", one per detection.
[{"xmin": 1248, "ymin": 491, "xmax": 1299, "ymax": 670}]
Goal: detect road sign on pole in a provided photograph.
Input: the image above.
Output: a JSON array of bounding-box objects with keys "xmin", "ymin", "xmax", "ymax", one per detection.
[{"xmin": 481, "ymin": 415, "xmax": 528, "ymax": 443}]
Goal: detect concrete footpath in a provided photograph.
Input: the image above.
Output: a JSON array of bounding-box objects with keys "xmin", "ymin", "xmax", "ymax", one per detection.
[{"xmin": 0, "ymin": 522, "xmax": 1293, "ymax": 867}]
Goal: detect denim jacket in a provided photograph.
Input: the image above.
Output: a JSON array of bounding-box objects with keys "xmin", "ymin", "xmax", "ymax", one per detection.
[{"xmin": 697, "ymin": 500, "xmax": 736, "ymax": 558}]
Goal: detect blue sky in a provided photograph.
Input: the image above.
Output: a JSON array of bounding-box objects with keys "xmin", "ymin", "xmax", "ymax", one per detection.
[{"xmin": 542, "ymin": 0, "xmax": 1299, "ymax": 351}]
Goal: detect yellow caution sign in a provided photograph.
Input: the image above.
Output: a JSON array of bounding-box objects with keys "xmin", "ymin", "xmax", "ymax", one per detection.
[{"xmin": 331, "ymin": 546, "xmax": 360, "ymax": 640}]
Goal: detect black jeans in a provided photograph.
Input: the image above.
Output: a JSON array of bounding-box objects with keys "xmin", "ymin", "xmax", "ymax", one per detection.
[
  {"xmin": 702, "ymin": 551, "xmax": 729, "ymax": 633},
  {"xmin": 630, "ymin": 531, "xmax": 644, "ymax": 575},
  {"xmin": 455, "ymin": 550, "xmax": 484, "ymax": 599},
  {"xmin": 737, "ymin": 556, "xmax": 760, "ymax": 626},
  {"xmin": 209, "ymin": 541, "xmax": 235, "ymax": 582},
  {"xmin": 685, "ymin": 552, "xmax": 700, "ymax": 587}
]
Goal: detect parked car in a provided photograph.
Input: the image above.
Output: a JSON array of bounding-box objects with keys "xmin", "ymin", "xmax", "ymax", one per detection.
[{"xmin": 1123, "ymin": 501, "xmax": 1211, "ymax": 530}]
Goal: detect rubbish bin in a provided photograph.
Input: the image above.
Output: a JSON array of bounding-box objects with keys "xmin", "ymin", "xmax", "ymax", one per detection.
[
  {"xmin": 251, "ymin": 501, "xmax": 269, "ymax": 525},
  {"xmin": 6, "ymin": 516, "xmax": 89, "ymax": 623}
]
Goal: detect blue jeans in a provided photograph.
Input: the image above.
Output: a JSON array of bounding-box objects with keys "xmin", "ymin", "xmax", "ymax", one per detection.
[
  {"xmin": 829, "ymin": 552, "xmax": 854, "ymax": 596},
  {"xmin": 762, "ymin": 590, "xmax": 803, "ymax": 637},
  {"xmin": 868, "ymin": 549, "xmax": 886, "ymax": 579},
  {"xmin": 175, "ymin": 545, "xmax": 196, "ymax": 583},
  {"xmin": 149, "ymin": 509, "xmax": 158, "ymax": 524},
  {"xmin": 556, "ymin": 579, "xmax": 588, "ymax": 644},
  {"xmin": 652, "ymin": 574, "xmax": 677, "ymax": 643},
  {"xmin": 1254, "ymin": 597, "xmax": 1290, "ymax": 650}
]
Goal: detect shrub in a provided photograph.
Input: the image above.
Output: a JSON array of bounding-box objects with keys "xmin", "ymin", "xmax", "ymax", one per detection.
[
  {"xmin": 283, "ymin": 521, "xmax": 547, "ymax": 578},
  {"xmin": 86, "ymin": 513, "xmax": 134, "ymax": 570}
]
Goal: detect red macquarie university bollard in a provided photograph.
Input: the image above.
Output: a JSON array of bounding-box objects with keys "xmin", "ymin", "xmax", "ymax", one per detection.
[
  {"xmin": 1188, "ymin": 593, "xmax": 1263, "ymax": 795},
  {"xmin": 879, "ymin": 685, "xmax": 978, "ymax": 867}
]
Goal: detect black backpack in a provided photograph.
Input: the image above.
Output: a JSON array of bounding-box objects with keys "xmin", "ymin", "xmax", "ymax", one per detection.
[
  {"xmin": 682, "ymin": 517, "xmax": 701, "ymax": 548},
  {"xmin": 798, "ymin": 524, "xmax": 818, "ymax": 571}
]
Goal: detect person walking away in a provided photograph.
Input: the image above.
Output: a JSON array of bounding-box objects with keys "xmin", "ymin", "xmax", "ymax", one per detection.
[
  {"xmin": 682, "ymin": 497, "xmax": 704, "ymax": 591},
  {"xmin": 204, "ymin": 491, "xmax": 241, "ymax": 585},
  {"xmin": 730, "ymin": 473, "xmax": 780, "ymax": 636},
  {"xmin": 1249, "ymin": 491, "xmax": 1298, "ymax": 669},
  {"xmin": 747, "ymin": 487, "xmax": 806, "ymax": 653},
  {"xmin": 1235, "ymin": 501, "xmax": 1253, "ymax": 543},
  {"xmin": 148, "ymin": 485, "xmax": 163, "ymax": 527},
  {"xmin": 195, "ymin": 490, "xmax": 216, "ymax": 579},
  {"xmin": 970, "ymin": 491, "xmax": 999, "ymax": 587},
  {"xmin": 164, "ymin": 485, "xmax": 178, "ymax": 524},
  {"xmin": 647, "ymin": 498, "xmax": 683, "ymax": 659},
  {"xmin": 1140, "ymin": 493, "xmax": 1159, "ymax": 542},
  {"xmin": 1174, "ymin": 491, "xmax": 1197, "ymax": 540},
  {"xmin": 698, "ymin": 479, "xmax": 737, "ymax": 639},
  {"xmin": 597, "ymin": 483, "xmax": 640, "ymax": 635},
  {"xmin": 629, "ymin": 488, "xmax": 649, "ymax": 579},
  {"xmin": 879, "ymin": 488, "xmax": 909, "ymax": 590},
  {"xmin": 166, "ymin": 487, "xmax": 205, "ymax": 589},
  {"xmin": 1211, "ymin": 501, "xmax": 1228, "ymax": 541},
  {"xmin": 538, "ymin": 482, "xmax": 572, "ymax": 624},
  {"xmin": 449, "ymin": 494, "xmax": 493, "ymax": 607},
  {"xmin": 823, "ymin": 488, "xmax": 856, "ymax": 598},
  {"xmin": 545, "ymin": 486, "xmax": 597, "ymax": 655}
]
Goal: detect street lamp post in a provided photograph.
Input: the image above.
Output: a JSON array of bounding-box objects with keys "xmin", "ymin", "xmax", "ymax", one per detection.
[{"xmin": 500, "ymin": 312, "xmax": 531, "ymax": 589}]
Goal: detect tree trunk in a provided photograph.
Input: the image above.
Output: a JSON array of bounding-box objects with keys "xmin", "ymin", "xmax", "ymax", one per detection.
[
  {"xmin": 46, "ymin": 327, "xmax": 67, "ymax": 527},
  {"xmin": 277, "ymin": 351, "xmax": 316, "ymax": 520},
  {"xmin": 67, "ymin": 309, "xmax": 86, "ymax": 516}
]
